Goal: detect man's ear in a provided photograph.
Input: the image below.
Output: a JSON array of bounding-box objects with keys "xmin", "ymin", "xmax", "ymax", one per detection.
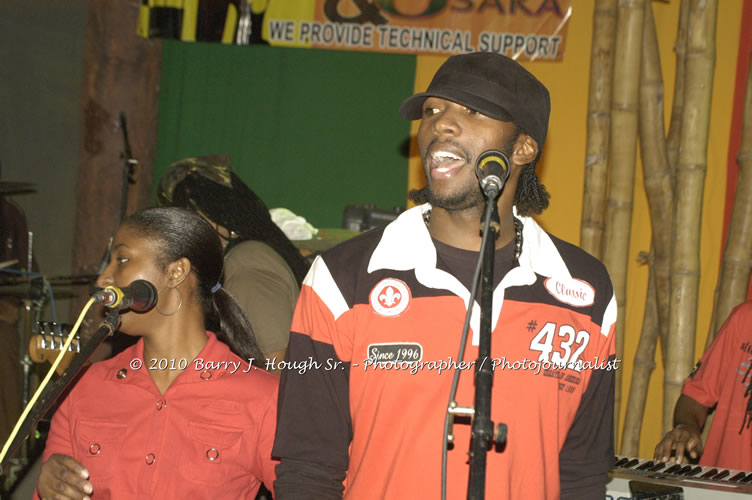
[
  {"xmin": 511, "ymin": 134, "xmax": 539, "ymax": 166},
  {"xmin": 166, "ymin": 257, "xmax": 192, "ymax": 288}
]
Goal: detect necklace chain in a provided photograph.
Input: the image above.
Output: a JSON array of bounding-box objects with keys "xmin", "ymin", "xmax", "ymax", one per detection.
[
  {"xmin": 512, "ymin": 217, "xmax": 523, "ymax": 261},
  {"xmin": 422, "ymin": 209, "xmax": 523, "ymax": 261}
]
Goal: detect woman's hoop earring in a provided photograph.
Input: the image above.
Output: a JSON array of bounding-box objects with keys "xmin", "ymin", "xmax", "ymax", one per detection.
[{"xmin": 156, "ymin": 286, "xmax": 183, "ymax": 316}]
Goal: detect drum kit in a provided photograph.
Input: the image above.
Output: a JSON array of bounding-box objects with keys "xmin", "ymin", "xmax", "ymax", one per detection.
[
  {"xmin": 0, "ymin": 179, "xmax": 97, "ymax": 296},
  {"xmin": 0, "ymin": 178, "xmax": 97, "ymax": 490},
  {"xmin": 0, "ymin": 180, "xmax": 34, "ymax": 196}
]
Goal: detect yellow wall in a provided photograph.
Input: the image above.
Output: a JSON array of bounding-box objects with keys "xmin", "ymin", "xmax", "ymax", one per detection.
[{"xmin": 407, "ymin": 1, "xmax": 743, "ymax": 459}]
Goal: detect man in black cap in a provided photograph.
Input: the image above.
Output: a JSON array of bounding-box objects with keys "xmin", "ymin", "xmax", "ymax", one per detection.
[{"xmin": 273, "ymin": 52, "xmax": 617, "ymax": 500}]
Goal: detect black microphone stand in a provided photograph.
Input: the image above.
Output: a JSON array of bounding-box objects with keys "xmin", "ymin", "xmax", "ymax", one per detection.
[
  {"xmin": 467, "ymin": 181, "xmax": 507, "ymax": 500},
  {"xmin": 0, "ymin": 309, "xmax": 121, "ymax": 471}
]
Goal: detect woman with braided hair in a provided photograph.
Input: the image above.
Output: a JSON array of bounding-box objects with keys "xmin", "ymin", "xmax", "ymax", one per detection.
[{"xmin": 158, "ymin": 155, "xmax": 310, "ymax": 373}]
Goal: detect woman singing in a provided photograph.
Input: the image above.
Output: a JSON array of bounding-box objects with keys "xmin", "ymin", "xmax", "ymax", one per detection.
[{"xmin": 35, "ymin": 207, "xmax": 278, "ymax": 499}]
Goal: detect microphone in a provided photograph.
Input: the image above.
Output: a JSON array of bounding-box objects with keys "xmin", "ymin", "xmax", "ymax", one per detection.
[
  {"xmin": 92, "ymin": 280, "xmax": 158, "ymax": 313},
  {"xmin": 475, "ymin": 150, "xmax": 510, "ymax": 198}
]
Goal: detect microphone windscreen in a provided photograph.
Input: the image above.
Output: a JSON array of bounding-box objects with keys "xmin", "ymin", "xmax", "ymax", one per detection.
[
  {"xmin": 123, "ymin": 280, "xmax": 158, "ymax": 312},
  {"xmin": 475, "ymin": 150, "xmax": 510, "ymax": 183}
]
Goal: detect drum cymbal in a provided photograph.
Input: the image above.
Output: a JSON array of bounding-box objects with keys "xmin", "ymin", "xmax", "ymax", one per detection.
[
  {"xmin": 45, "ymin": 274, "xmax": 98, "ymax": 286},
  {"xmin": 0, "ymin": 181, "xmax": 35, "ymax": 195},
  {"xmin": 0, "ymin": 274, "xmax": 97, "ymax": 299}
]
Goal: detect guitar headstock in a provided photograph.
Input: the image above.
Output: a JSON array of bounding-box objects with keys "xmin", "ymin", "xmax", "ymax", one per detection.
[{"xmin": 29, "ymin": 322, "xmax": 80, "ymax": 376}]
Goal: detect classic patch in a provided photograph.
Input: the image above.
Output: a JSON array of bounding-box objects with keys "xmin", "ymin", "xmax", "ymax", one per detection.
[
  {"xmin": 544, "ymin": 277, "xmax": 595, "ymax": 307},
  {"xmin": 366, "ymin": 343, "xmax": 423, "ymax": 364},
  {"xmin": 370, "ymin": 278, "xmax": 411, "ymax": 317}
]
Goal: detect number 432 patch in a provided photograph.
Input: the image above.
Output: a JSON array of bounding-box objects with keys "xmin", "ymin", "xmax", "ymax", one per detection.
[{"xmin": 529, "ymin": 322, "xmax": 590, "ymax": 372}]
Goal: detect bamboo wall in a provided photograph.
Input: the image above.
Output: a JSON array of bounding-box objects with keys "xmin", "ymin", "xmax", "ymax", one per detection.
[{"xmin": 407, "ymin": 0, "xmax": 744, "ymax": 459}]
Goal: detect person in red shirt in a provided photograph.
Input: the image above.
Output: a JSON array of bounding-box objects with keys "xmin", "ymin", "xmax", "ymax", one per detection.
[
  {"xmin": 655, "ymin": 301, "xmax": 752, "ymax": 470},
  {"xmin": 273, "ymin": 52, "xmax": 617, "ymax": 500},
  {"xmin": 35, "ymin": 207, "xmax": 278, "ymax": 499}
]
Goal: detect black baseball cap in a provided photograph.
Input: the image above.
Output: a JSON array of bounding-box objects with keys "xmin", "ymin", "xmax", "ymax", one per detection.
[{"xmin": 399, "ymin": 52, "xmax": 550, "ymax": 154}]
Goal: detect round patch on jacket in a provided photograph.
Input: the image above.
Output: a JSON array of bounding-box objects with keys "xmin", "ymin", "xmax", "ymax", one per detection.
[
  {"xmin": 544, "ymin": 277, "xmax": 595, "ymax": 307},
  {"xmin": 370, "ymin": 278, "xmax": 411, "ymax": 317}
]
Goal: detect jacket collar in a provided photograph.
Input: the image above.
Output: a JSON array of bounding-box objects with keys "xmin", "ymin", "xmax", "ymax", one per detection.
[
  {"xmin": 368, "ymin": 203, "xmax": 571, "ymax": 281},
  {"xmin": 367, "ymin": 204, "xmax": 572, "ymax": 343}
]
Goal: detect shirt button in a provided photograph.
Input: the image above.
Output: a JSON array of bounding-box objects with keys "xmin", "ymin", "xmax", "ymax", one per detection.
[
  {"xmin": 200, "ymin": 370, "xmax": 212, "ymax": 380},
  {"xmin": 206, "ymin": 448, "xmax": 220, "ymax": 461},
  {"xmin": 156, "ymin": 400, "xmax": 167, "ymax": 410},
  {"xmin": 89, "ymin": 443, "xmax": 101, "ymax": 455},
  {"xmin": 145, "ymin": 453, "xmax": 156, "ymax": 465},
  {"xmin": 116, "ymin": 369, "xmax": 127, "ymax": 379}
]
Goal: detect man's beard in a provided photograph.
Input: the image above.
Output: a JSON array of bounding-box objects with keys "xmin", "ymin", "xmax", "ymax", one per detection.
[
  {"xmin": 410, "ymin": 134, "xmax": 518, "ymax": 211},
  {"xmin": 407, "ymin": 182, "xmax": 482, "ymax": 210}
]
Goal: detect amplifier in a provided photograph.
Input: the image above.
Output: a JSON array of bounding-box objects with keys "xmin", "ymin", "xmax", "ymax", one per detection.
[{"xmin": 342, "ymin": 204, "xmax": 404, "ymax": 232}]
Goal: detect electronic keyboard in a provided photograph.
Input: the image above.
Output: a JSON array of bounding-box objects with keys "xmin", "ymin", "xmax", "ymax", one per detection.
[{"xmin": 607, "ymin": 455, "xmax": 752, "ymax": 499}]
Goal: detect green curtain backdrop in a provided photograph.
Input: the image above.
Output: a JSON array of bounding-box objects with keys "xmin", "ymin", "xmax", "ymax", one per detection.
[{"xmin": 154, "ymin": 40, "xmax": 416, "ymax": 228}]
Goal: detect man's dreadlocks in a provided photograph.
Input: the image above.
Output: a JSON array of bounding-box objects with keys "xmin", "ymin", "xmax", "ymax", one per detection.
[{"xmin": 514, "ymin": 161, "xmax": 550, "ymax": 216}]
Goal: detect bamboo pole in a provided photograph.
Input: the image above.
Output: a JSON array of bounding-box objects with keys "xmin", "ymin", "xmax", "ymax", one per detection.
[
  {"xmin": 666, "ymin": 0, "xmax": 690, "ymax": 177},
  {"xmin": 637, "ymin": 2, "xmax": 673, "ymax": 353},
  {"xmin": 620, "ymin": 3, "xmax": 674, "ymax": 453},
  {"xmin": 660, "ymin": 0, "xmax": 689, "ymax": 365},
  {"xmin": 664, "ymin": 0, "xmax": 718, "ymax": 435},
  {"xmin": 580, "ymin": 0, "xmax": 617, "ymax": 259},
  {"xmin": 621, "ymin": 256, "xmax": 659, "ymax": 456},
  {"xmin": 601, "ymin": 0, "xmax": 646, "ymax": 444},
  {"xmin": 707, "ymin": 48, "xmax": 752, "ymax": 348}
]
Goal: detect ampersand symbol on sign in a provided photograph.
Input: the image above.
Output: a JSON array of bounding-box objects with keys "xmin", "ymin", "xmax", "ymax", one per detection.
[{"xmin": 324, "ymin": 0, "xmax": 388, "ymax": 25}]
